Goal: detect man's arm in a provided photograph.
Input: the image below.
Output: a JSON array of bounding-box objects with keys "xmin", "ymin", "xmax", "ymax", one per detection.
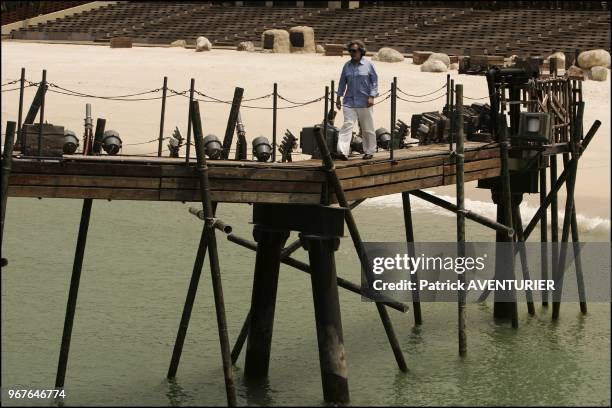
[
  {"xmin": 336, "ymin": 64, "xmax": 347, "ymax": 109},
  {"xmin": 367, "ymin": 63, "xmax": 379, "ymax": 107}
]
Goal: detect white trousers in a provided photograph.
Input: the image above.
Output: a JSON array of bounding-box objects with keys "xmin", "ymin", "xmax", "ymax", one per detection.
[{"xmin": 337, "ymin": 106, "xmax": 376, "ymax": 155}]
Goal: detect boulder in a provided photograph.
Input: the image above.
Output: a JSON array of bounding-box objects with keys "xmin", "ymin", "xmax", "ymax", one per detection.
[
  {"xmin": 289, "ymin": 26, "xmax": 315, "ymax": 53},
  {"xmin": 546, "ymin": 51, "xmax": 566, "ymax": 69},
  {"xmin": 426, "ymin": 52, "xmax": 450, "ymax": 67},
  {"xmin": 170, "ymin": 39, "xmax": 186, "ymax": 48},
  {"xmin": 237, "ymin": 41, "xmax": 255, "ymax": 52},
  {"xmin": 589, "ymin": 66, "xmax": 608, "ymax": 81},
  {"xmin": 261, "ymin": 29, "xmax": 290, "ymax": 53},
  {"xmin": 316, "ymin": 44, "xmax": 325, "ymax": 53},
  {"xmin": 195, "ymin": 36, "xmax": 212, "ymax": 51},
  {"xmin": 373, "ymin": 47, "xmax": 404, "ymax": 62},
  {"xmin": 420, "ymin": 59, "xmax": 448, "ymax": 73},
  {"xmin": 504, "ymin": 54, "xmax": 519, "ymax": 67},
  {"xmin": 578, "ymin": 49, "xmax": 611, "ymax": 69}
]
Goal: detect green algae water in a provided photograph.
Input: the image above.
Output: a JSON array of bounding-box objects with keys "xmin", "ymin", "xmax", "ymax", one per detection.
[{"xmin": 1, "ymin": 197, "xmax": 610, "ymax": 406}]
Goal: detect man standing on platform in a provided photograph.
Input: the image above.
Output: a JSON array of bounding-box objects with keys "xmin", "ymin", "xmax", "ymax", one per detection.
[{"xmin": 335, "ymin": 39, "xmax": 379, "ymax": 160}]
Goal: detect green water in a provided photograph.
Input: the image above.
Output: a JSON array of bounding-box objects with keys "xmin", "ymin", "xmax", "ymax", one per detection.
[{"xmin": 1, "ymin": 198, "xmax": 610, "ymax": 406}]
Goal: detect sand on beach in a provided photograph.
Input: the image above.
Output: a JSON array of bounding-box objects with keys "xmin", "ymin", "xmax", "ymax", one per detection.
[{"xmin": 1, "ymin": 41, "xmax": 610, "ymax": 220}]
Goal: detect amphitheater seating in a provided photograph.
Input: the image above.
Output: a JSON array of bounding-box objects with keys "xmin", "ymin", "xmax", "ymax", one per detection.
[
  {"xmin": 8, "ymin": 2, "xmax": 611, "ymax": 58},
  {"xmin": 1, "ymin": 1, "xmax": 88, "ymax": 25}
]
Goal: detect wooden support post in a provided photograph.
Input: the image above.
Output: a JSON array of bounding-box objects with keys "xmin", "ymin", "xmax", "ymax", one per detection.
[
  {"xmin": 301, "ymin": 233, "xmax": 349, "ymax": 403},
  {"xmin": 549, "ymin": 155, "xmax": 559, "ymax": 304},
  {"xmin": 157, "ymin": 76, "xmax": 168, "ymax": 157},
  {"xmin": 562, "ymin": 154, "xmax": 587, "ymax": 314},
  {"xmin": 222, "ymin": 87, "xmax": 244, "ymax": 159},
  {"xmin": 390, "ymin": 77, "xmax": 396, "ymax": 161},
  {"xmin": 167, "ymin": 225, "xmax": 209, "ymax": 378},
  {"xmin": 37, "ymin": 70, "xmax": 47, "ymax": 157},
  {"xmin": 314, "ymin": 88, "xmax": 408, "ymax": 372},
  {"xmin": 455, "ymin": 84, "xmax": 467, "ymax": 355},
  {"xmin": 55, "ymin": 198, "xmax": 92, "ymax": 389},
  {"xmin": 1, "ymin": 122, "xmax": 17, "ymax": 257},
  {"xmin": 539, "ymin": 166, "xmax": 549, "ymax": 306},
  {"xmin": 493, "ymin": 113, "xmax": 518, "ymax": 328},
  {"xmin": 190, "ymin": 101, "xmax": 237, "ymax": 406},
  {"xmin": 512, "ymin": 199, "xmax": 535, "ymax": 315},
  {"xmin": 185, "ymin": 78, "xmax": 195, "ymax": 164},
  {"xmin": 244, "ymin": 226, "xmax": 289, "ymax": 379},
  {"xmin": 401, "ymin": 192, "xmax": 422, "ymax": 325},
  {"xmin": 16, "ymin": 68, "xmax": 25, "ymax": 151},
  {"xmin": 272, "ymin": 83, "xmax": 278, "ymax": 162}
]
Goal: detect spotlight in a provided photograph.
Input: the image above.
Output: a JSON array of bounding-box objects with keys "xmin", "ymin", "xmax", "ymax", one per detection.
[
  {"xmin": 101, "ymin": 130, "xmax": 122, "ymax": 155},
  {"xmin": 350, "ymin": 132, "xmax": 364, "ymax": 154},
  {"xmin": 375, "ymin": 127, "xmax": 391, "ymax": 149},
  {"xmin": 202, "ymin": 134, "xmax": 222, "ymax": 159},
  {"xmin": 62, "ymin": 129, "xmax": 79, "ymax": 154},
  {"xmin": 517, "ymin": 112, "xmax": 552, "ymax": 143},
  {"xmin": 252, "ymin": 136, "xmax": 272, "ymax": 162}
]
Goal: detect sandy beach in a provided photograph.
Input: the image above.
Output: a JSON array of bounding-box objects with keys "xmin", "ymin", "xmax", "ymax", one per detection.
[{"xmin": 1, "ymin": 41, "xmax": 610, "ymax": 221}]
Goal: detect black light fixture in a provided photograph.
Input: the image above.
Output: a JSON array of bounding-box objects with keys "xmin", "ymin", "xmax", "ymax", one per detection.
[
  {"xmin": 62, "ymin": 129, "xmax": 79, "ymax": 154},
  {"xmin": 101, "ymin": 130, "xmax": 122, "ymax": 155},
  {"xmin": 517, "ymin": 112, "xmax": 552, "ymax": 143},
  {"xmin": 202, "ymin": 134, "xmax": 222, "ymax": 159},
  {"xmin": 252, "ymin": 136, "xmax": 272, "ymax": 162},
  {"xmin": 350, "ymin": 132, "xmax": 364, "ymax": 153},
  {"xmin": 375, "ymin": 127, "xmax": 391, "ymax": 149}
]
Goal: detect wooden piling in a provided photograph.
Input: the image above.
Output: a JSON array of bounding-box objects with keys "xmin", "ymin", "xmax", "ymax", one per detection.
[
  {"xmin": 16, "ymin": 68, "xmax": 25, "ymax": 151},
  {"xmin": 549, "ymin": 155, "xmax": 559, "ymax": 306},
  {"xmin": 185, "ymin": 78, "xmax": 195, "ymax": 163},
  {"xmin": 244, "ymin": 226, "xmax": 289, "ymax": 379},
  {"xmin": 37, "ymin": 70, "xmax": 47, "ymax": 157},
  {"xmin": 513, "ymin": 203, "xmax": 536, "ymax": 315},
  {"xmin": 493, "ymin": 112, "xmax": 518, "ymax": 328},
  {"xmin": 190, "ymin": 101, "xmax": 237, "ymax": 405},
  {"xmin": 390, "ymin": 77, "xmax": 396, "ymax": 161},
  {"xmin": 300, "ymin": 234, "xmax": 349, "ymax": 403},
  {"xmin": 222, "ymin": 87, "xmax": 244, "ymax": 159},
  {"xmin": 55, "ymin": 198, "xmax": 92, "ymax": 389},
  {"xmin": 314, "ymin": 88, "xmax": 408, "ymax": 372},
  {"xmin": 157, "ymin": 76, "xmax": 168, "ymax": 157},
  {"xmin": 539, "ymin": 167, "xmax": 549, "ymax": 306},
  {"xmin": 1, "ymin": 122, "xmax": 17, "ymax": 253},
  {"xmin": 455, "ymin": 84, "xmax": 467, "ymax": 355},
  {"xmin": 272, "ymin": 83, "xmax": 278, "ymax": 162},
  {"xmin": 401, "ymin": 192, "xmax": 422, "ymax": 325}
]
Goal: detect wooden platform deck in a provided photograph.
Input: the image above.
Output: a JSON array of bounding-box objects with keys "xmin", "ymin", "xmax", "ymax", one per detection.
[{"xmin": 7, "ymin": 142, "xmax": 501, "ymax": 205}]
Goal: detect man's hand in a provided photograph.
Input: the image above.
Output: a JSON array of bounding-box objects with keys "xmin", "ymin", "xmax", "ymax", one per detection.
[
  {"xmin": 336, "ymin": 96, "xmax": 342, "ymax": 110},
  {"xmin": 367, "ymin": 96, "xmax": 374, "ymax": 107}
]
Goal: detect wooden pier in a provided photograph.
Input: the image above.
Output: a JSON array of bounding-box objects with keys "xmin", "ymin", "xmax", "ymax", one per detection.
[{"xmin": 7, "ymin": 141, "xmax": 500, "ymax": 204}]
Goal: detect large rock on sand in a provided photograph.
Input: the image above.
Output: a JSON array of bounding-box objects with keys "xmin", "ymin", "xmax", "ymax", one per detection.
[
  {"xmin": 578, "ymin": 49, "xmax": 611, "ymax": 69},
  {"xmin": 420, "ymin": 59, "xmax": 448, "ymax": 72},
  {"xmin": 261, "ymin": 29, "xmax": 290, "ymax": 53},
  {"xmin": 426, "ymin": 52, "xmax": 450, "ymax": 67},
  {"xmin": 316, "ymin": 44, "xmax": 325, "ymax": 53},
  {"xmin": 170, "ymin": 39, "xmax": 186, "ymax": 48},
  {"xmin": 589, "ymin": 66, "xmax": 608, "ymax": 81},
  {"xmin": 373, "ymin": 47, "xmax": 404, "ymax": 62},
  {"xmin": 566, "ymin": 65, "xmax": 585, "ymax": 80},
  {"xmin": 289, "ymin": 26, "xmax": 315, "ymax": 53},
  {"xmin": 195, "ymin": 36, "xmax": 212, "ymax": 51},
  {"xmin": 237, "ymin": 41, "xmax": 255, "ymax": 52}
]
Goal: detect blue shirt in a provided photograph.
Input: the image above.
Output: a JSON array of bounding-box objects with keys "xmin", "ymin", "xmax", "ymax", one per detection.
[{"xmin": 336, "ymin": 58, "xmax": 379, "ymax": 108}]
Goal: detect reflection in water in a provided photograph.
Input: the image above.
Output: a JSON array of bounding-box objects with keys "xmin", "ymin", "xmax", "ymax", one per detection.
[
  {"xmin": 165, "ymin": 378, "xmax": 189, "ymax": 407},
  {"xmin": 242, "ymin": 375, "xmax": 274, "ymax": 407}
]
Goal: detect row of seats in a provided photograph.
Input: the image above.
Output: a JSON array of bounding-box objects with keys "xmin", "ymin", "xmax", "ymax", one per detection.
[
  {"xmin": 9, "ymin": 2, "xmax": 611, "ymax": 58},
  {"xmin": 1, "ymin": 1, "xmax": 88, "ymax": 25}
]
